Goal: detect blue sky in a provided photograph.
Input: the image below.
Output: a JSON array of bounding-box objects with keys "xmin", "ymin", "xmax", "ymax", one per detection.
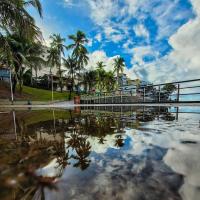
[{"xmin": 31, "ymin": 0, "xmax": 200, "ymax": 83}]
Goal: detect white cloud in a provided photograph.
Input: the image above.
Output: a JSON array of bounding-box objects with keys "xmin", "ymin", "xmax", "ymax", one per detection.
[
  {"xmin": 87, "ymin": 0, "xmax": 119, "ymax": 26},
  {"xmin": 87, "ymin": 38, "xmax": 93, "ymax": 47},
  {"xmin": 86, "ymin": 50, "xmax": 118, "ymax": 72},
  {"xmin": 125, "ymin": 0, "xmax": 140, "ymax": 16},
  {"xmin": 95, "ymin": 33, "xmax": 102, "ymax": 42},
  {"xmin": 125, "ymin": 0, "xmax": 200, "ymax": 83},
  {"xmin": 133, "ymin": 24, "xmax": 149, "ymax": 40}
]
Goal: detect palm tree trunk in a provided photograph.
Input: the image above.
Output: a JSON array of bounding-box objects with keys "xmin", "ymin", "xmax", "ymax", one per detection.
[{"xmin": 12, "ymin": 75, "xmax": 17, "ymax": 94}]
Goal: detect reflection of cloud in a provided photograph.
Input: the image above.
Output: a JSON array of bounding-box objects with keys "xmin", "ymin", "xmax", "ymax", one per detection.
[
  {"xmin": 164, "ymin": 144, "xmax": 200, "ymax": 200},
  {"xmin": 36, "ymin": 158, "xmax": 62, "ymax": 177},
  {"xmin": 88, "ymin": 134, "xmax": 127, "ymax": 154}
]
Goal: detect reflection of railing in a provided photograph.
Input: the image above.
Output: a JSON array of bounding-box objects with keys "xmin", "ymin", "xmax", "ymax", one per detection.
[{"xmin": 80, "ymin": 78, "xmax": 200, "ymax": 104}]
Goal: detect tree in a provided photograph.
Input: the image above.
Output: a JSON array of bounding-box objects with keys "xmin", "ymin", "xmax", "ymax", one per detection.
[
  {"xmin": 0, "ymin": 0, "xmax": 43, "ymax": 41},
  {"xmin": 0, "ymin": 33, "xmax": 45, "ymax": 94},
  {"xmin": 67, "ymin": 30, "xmax": 89, "ymax": 87},
  {"xmin": 49, "ymin": 34, "xmax": 66, "ymax": 92},
  {"xmin": 113, "ymin": 57, "xmax": 125, "ymax": 86},
  {"xmin": 104, "ymin": 71, "xmax": 116, "ymax": 92},
  {"xmin": 85, "ymin": 70, "xmax": 97, "ymax": 93},
  {"xmin": 162, "ymin": 83, "xmax": 177, "ymax": 100},
  {"xmin": 0, "ymin": 0, "xmax": 43, "ymax": 94},
  {"xmin": 96, "ymin": 61, "xmax": 106, "ymax": 93},
  {"xmin": 63, "ymin": 56, "xmax": 77, "ymax": 99}
]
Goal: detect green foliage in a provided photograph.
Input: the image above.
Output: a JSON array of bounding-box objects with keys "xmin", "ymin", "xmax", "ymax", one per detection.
[{"xmin": 162, "ymin": 83, "xmax": 177, "ymax": 94}]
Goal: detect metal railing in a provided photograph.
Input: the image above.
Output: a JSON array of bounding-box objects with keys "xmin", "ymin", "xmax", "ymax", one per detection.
[{"xmin": 80, "ymin": 78, "xmax": 200, "ymax": 104}]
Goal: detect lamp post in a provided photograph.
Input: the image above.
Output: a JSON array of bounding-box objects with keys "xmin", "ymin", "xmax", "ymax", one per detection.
[
  {"xmin": 9, "ymin": 68, "xmax": 14, "ymax": 104},
  {"xmin": 51, "ymin": 73, "xmax": 54, "ymax": 102}
]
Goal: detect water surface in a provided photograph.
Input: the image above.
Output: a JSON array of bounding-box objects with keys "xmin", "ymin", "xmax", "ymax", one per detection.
[{"xmin": 0, "ymin": 106, "xmax": 199, "ymax": 200}]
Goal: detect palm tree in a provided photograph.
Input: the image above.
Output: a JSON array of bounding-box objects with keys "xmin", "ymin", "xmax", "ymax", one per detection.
[
  {"xmin": 63, "ymin": 56, "xmax": 77, "ymax": 99},
  {"xmin": 96, "ymin": 61, "xmax": 106, "ymax": 93},
  {"xmin": 104, "ymin": 71, "xmax": 116, "ymax": 92},
  {"xmin": 67, "ymin": 31, "xmax": 89, "ymax": 88},
  {"xmin": 0, "ymin": 33, "xmax": 45, "ymax": 94},
  {"xmin": 0, "ymin": 0, "xmax": 42, "ymax": 41},
  {"xmin": 0, "ymin": 0, "xmax": 43, "ymax": 95},
  {"xmin": 113, "ymin": 57, "xmax": 125, "ymax": 87},
  {"xmin": 49, "ymin": 34, "xmax": 66, "ymax": 92},
  {"xmin": 83, "ymin": 70, "xmax": 97, "ymax": 93}
]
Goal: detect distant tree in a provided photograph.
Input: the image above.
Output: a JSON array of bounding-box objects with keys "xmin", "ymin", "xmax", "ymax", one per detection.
[
  {"xmin": 162, "ymin": 83, "xmax": 177, "ymax": 100},
  {"xmin": 49, "ymin": 34, "xmax": 66, "ymax": 92},
  {"xmin": 63, "ymin": 56, "xmax": 77, "ymax": 99},
  {"xmin": 113, "ymin": 57, "xmax": 125, "ymax": 87},
  {"xmin": 162, "ymin": 83, "xmax": 177, "ymax": 94}
]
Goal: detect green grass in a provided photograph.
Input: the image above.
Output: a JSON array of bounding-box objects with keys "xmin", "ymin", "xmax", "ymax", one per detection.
[
  {"xmin": 19, "ymin": 86, "xmax": 74, "ymax": 101},
  {"xmin": 21, "ymin": 110, "xmax": 73, "ymax": 126}
]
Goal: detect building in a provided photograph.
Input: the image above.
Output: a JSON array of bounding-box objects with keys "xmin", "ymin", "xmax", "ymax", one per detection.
[{"xmin": 0, "ymin": 67, "xmax": 10, "ymax": 83}]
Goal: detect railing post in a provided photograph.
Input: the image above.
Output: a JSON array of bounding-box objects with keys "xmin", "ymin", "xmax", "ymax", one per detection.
[
  {"xmin": 112, "ymin": 93, "xmax": 114, "ymax": 104},
  {"xmin": 158, "ymin": 86, "xmax": 161, "ymax": 103},
  {"xmin": 121, "ymin": 91, "xmax": 122, "ymax": 104},
  {"xmin": 177, "ymin": 84, "xmax": 180, "ymax": 102},
  {"xmin": 143, "ymin": 87, "xmax": 145, "ymax": 102}
]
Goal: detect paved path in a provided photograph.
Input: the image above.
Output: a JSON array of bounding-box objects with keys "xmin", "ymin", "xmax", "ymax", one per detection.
[{"xmin": 0, "ymin": 101, "xmax": 200, "ymax": 109}]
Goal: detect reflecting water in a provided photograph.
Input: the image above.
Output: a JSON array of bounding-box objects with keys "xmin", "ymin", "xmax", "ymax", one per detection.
[{"xmin": 0, "ymin": 106, "xmax": 200, "ymax": 200}]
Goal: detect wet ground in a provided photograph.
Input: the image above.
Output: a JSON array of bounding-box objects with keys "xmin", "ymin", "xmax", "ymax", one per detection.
[{"xmin": 0, "ymin": 106, "xmax": 200, "ymax": 200}]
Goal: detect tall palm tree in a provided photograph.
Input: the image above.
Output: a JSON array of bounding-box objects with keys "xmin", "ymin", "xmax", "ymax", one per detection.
[
  {"xmin": 104, "ymin": 71, "xmax": 116, "ymax": 92},
  {"xmin": 67, "ymin": 31, "xmax": 89, "ymax": 86},
  {"xmin": 63, "ymin": 56, "xmax": 77, "ymax": 99},
  {"xmin": 84, "ymin": 70, "xmax": 97, "ymax": 93},
  {"xmin": 96, "ymin": 61, "xmax": 106, "ymax": 93},
  {"xmin": 96, "ymin": 61, "xmax": 105, "ymax": 71},
  {"xmin": 113, "ymin": 57, "xmax": 125, "ymax": 87},
  {"xmin": 1, "ymin": 33, "xmax": 45, "ymax": 94},
  {"xmin": 0, "ymin": 0, "xmax": 43, "ymax": 95},
  {"xmin": 49, "ymin": 34, "xmax": 66, "ymax": 92},
  {"xmin": 0, "ymin": 0, "xmax": 42, "ymax": 41}
]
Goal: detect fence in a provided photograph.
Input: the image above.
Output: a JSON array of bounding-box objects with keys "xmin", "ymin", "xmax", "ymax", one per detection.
[{"xmin": 80, "ymin": 78, "xmax": 200, "ymax": 104}]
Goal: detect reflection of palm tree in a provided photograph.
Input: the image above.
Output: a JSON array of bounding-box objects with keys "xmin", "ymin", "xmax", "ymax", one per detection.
[
  {"xmin": 115, "ymin": 135, "xmax": 124, "ymax": 148},
  {"xmin": 98, "ymin": 136, "xmax": 106, "ymax": 144},
  {"xmin": 72, "ymin": 137, "xmax": 91, "ymax": 170},
  {"xmin": 53, "ymin": 142, "xmax": 70, "ymax": 176}
]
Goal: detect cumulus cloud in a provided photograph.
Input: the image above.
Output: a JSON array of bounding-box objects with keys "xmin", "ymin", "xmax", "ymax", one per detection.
[
  {"xmin": 128, "ymin": 0, "xmax": 200, "ymax": 83},
  {"xmin": 133, "ymin": 24, "xmax": 150, "ymax": 41},
  {"xmin": 86, "ymin": 50, "xmax": 118, "ymax": 72}
]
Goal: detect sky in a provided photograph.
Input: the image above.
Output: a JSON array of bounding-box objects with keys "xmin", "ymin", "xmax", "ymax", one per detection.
[{"xmin": 30, "ymin": 0, "xmax": 200, "ymax": 83}]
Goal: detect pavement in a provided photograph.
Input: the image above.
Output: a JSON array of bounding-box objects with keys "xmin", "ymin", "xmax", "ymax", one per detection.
[{"xmin": 0, "ymin": 101, "xmax": 200, "ymax": 109}]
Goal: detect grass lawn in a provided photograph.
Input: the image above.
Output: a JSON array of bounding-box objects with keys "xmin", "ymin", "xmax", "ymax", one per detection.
[{"xmin": 19, "ymin": 86, "xmax": 74, "ymax": 101}]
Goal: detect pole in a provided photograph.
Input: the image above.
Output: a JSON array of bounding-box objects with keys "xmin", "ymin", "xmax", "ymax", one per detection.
[
  {"xmin": 9, "ymin": 69, "xmax": 14, "ymax": 104},
  {"xmin": 158, "ymin": 86, "xmax": 161, "ymax": 103},
  {"xmin": 177, "ymin": 84, "xmax": 180, "ymax": 102},
  {"xmin": 51, "ymin": 73, "xmax": 54, "ymax": 102},
  {"xmin": 143, "ymin": 88, "xmax": 145, "ymax": 102},
  {"xmin": 12, "ymin": 110, "xmax": 17, "ymax": 141}
]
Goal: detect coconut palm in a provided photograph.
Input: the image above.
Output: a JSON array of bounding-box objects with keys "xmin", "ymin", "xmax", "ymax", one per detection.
[
  {"xmin": 0, "ymin": 0, "xmax": 43, "ymax": 95},
  {"xmin": 83, "ymin": 70, "xmax": 97, "ymax": 93},
  {"xmin": 67, "ymin": 30, "xmax": 89, "ymax": 74},
  {"xmin": 104, "ymin": 71, "xmax": 116, "ymax": 92},
  {"xmin": 113, "ymin": 57, "xmax": 125, "ymax": 86},
  {"xmin": 0, "ymin": 33, "xmax": 45, "ymax": 93},
  {"xmin": 63, "ymin": 56, "xmax": 77, "ymax": 99},
  {"xmin": 96, "ymin": 61, "xmax": 106, "ymax": 92},
  {"xmin": 0, "ymin": 0, "xmax": 42, "ymax": 41},
  {"xmin": 49, "ymin": 34, "xmax": 66, "ymax": 92}
]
